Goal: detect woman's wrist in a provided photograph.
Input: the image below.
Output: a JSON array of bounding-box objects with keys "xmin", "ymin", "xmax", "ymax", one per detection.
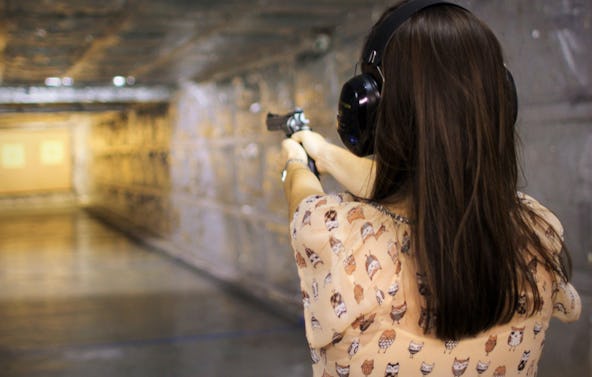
[{"xmin": 281, "ymin": 158, "xmax": 309, "ymax": 182}]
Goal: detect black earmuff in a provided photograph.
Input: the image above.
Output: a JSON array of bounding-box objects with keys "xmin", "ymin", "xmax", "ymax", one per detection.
[{"xmin": 337, "ymin": 0, "xmax": 518, "ymax": 157}]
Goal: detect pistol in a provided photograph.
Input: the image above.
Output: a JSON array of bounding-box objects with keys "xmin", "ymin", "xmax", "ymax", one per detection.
[{"xmin": 266, "ymin": 108, "xmax": 319, "ymax": 177}]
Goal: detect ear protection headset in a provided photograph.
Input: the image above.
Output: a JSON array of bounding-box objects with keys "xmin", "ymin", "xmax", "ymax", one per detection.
[{"xmin": 337, "ymin": 0, "xmax": 518, "ymax": 157}]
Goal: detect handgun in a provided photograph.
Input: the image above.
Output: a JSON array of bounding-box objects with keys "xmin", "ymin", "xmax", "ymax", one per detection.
[{"xmin": 266, "ymin": 108, "xmax": 319, "ymax": 178}]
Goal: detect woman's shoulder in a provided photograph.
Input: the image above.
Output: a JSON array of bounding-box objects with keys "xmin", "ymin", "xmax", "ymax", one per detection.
[{"xmin": 290, "ymin": 192, "xmax": 410, "ymax": 234}]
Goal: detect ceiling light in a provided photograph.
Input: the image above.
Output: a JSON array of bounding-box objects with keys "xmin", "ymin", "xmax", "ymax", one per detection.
[
  {"xmin": 112, "ymin": 76, "xmax": 126, "ymax": 87},
  {"xmin": 44, "ymin": 77, "xmax": 61, "ymax": 87},
  {"xmin": 61, "ymin": 77, "xmax": 74, "ymax": 86}
]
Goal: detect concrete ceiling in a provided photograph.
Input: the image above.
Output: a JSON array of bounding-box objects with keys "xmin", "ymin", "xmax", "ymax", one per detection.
[{"xmin": 0, "ymin": 0, "xmax": 371, "ymax": 89}]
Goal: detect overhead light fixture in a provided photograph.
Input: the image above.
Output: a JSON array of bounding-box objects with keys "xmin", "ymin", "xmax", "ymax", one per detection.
[
  {"xmin": 112, "ymin": 76, "xmax": 126, "ymax": 87},
  {"xmin": 44, "ymin": 77, "xmax": 62, "ymax": 87},
  {"xmin": 61, "ymin": 77, "xmax": 74, "ymax": 86}
]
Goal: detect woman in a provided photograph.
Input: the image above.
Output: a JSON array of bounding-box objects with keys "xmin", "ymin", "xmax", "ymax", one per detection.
[{"xmin": 280, "ymin": 1, "xmax": 581, "ymax": 376}]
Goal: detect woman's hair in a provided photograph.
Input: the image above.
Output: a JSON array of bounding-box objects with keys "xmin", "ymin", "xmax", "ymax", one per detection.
[{"xmin": 367, "ymin": 2, "xmax": 571, "ymax": 340}]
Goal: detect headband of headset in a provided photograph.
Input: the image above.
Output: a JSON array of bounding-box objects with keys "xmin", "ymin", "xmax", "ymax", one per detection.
[
  {"xmin": 363, "ymin": 0, "xmax": 462, "ymax": 67},
  {"xmin": 337, "ymin": 0, "xmax": 517, "ymax": 157}
]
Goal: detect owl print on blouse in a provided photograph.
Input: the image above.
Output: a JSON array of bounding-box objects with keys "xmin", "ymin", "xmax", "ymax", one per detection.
[
  {"xmin": 507, "ymin": 326, "xmax": 525, "ymax": 351},
  {"xmin": 390, "ymin": 302, "xmax": 407, "ymax": 324},
  {"xmin": 553, "ymin": 302, "xmax": 568, "ymax": 315},
  {"xmin": 354, "ymin": 283, "xmax": 364, "ymax": 304},
  {"xmin": 393, "ymin": 258, "xmax": 402, "ymax": 274},
  {"xmin": 347, "ymin": 205, "xmax": 365, "ymax": 223},
  {"xmin": 387, "ymin": 240, "xmax": 398, "ymax": 264},
  {"xmin": 374, "ymin": 224, "xmax": 387, "ymax": 240},
  {"xmin": 335, "ymin": 362, "xmax": 350, "ymax": 377},
  {"xmin": 309, "ymin": 343, "xmax": 321, "ymax": 364},
  {"xmin": 384, "ymin": 362, "xmax": 400, "ymax": 377},
  {"xmin": 331, "ymin": 331, "xmax": 344, "ymax": 345},
  {"xmin": 361, "ymin": 222, "xmax": 375, "ymax": 243},
  {"xmin": 493, "ymin": 365, "xmax": 506, "ymax": 377},
  {"xmin": 375, "ymin": 287, "xmax": 385, "ymax": 305},
  {"xmin": 378, "ymin": 329, "xmax": 397, "ymax": 353},
  {"xmin": 533, "ymin": 322, "xmax": 543, "ymax": 338},
  {"xmin": 361, "ymin": 359, "xmax": 375, "ymax": 377},
  {"xmin": 475, "ymin": 360, "xmax": 490, "ymax": 374},
  {"xmin": 444, "ymin": 339, "xmax": 459, "ymax": 354},
  {"xmin": 408, "ymin": 340, "xmax": 425, "ymax": 358},
  {"xmin": 330, "ymin": 236, "xmax": 345, "ymax": 255},
  {"xmin": 420, "ymin": 361, "xmax": 435, "ymax": 375},
  {"xmin": 314, "ymin": 197, "xmax": 328, "ymax": 208},
  {"xmin": 310, "ymin": 314, "xmax": 322, "ymax": 330},
  {"xmin": 388, "ymin": 281, "xmax": 399, "ymax": 297},
  {"xmin": 347, "ymin": 337, "xmax": 360, "ymax": 359},
  {"xmin": 305, "ymin": 247, "xmax": 324, "ymax": 268},
  {"xmin": 344, "ymin": 254, "xmax": 356, "ymax": 275},
  {"xmin": 517, "ymin": 350, "xmax": 531, "ymax": 372},
  {"xmin": 330, "ymin": 291, "xmax": 348, "ymax": 318},
  {"xmin": 312, "ymin": 279, "xmax": 319, "ymax": 301},
  {"xmin": 302, "ymin": 290, "xmax": 310, "ymax": 308},
  {"xmin": 324, "ymin": 209, "xmax": 339, "ymax": 231},
  {"xmin": 324, "ymin": 273, "xmax": 332, "ymax": 287},
  {"xmin": 302, "ymin": 210, "xmax": 312, "ymax": 226},
  {"xmin": 400, "ymin": 231, "xmax": 411, "ymax": 254},
  {"xmin": 485, "ymin": 335, "xmax": 497, "ymax": 355},
  {"xmin": 452, "ymin": 357, "xmax": 470, "ymax": 376},
  {"xmin": 352, "ymin": 313, "xmax": 376, "ymax": 333},
  {"xmin": 365, "ymin": 253, "xmax": 382, "ymax": 280},
  {"xmin": 295, "ymin": 251, "xmax": 307, "ymax": 268}
]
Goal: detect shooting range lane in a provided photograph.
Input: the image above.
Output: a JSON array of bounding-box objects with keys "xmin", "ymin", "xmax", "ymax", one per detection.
[{"xmin": 0, "ymin": 207, "xmax": 309, "ymax": 377}]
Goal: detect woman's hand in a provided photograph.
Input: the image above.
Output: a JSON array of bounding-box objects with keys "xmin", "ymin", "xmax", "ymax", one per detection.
[
  {"xmin": 281, "ymin": 137, "xmax": 324, "ymax": 218},
  {"xmin": 281, "ymin": 138, "xmax": 308, "ymax": 163},
  {"xmin": 291, "ymin": 130, "xmax": 328, "ymax": 159}
]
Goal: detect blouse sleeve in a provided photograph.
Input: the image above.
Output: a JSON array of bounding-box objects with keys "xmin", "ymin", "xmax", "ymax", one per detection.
[
  {"xmin": 289, "ymin": 193, "xmax": 392, "ymax": 348},
  {"xmin": 519, "ymin": 193, "xmax": 582, "ymax": 323}
]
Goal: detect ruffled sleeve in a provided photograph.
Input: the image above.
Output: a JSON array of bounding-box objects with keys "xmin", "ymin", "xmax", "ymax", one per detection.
[
  {"xmin": 289, "ymin": 193, "xmax": 396, "ymax": 348},
  {"xmin": 519, "ymin": 192, "xmax": 582, "ymax": 323}
]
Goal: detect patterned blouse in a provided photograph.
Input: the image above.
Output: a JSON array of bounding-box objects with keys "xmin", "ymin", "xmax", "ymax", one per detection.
[{"xmin": 289, "ymin": 192, "xmax": 581, "ymax": 377}]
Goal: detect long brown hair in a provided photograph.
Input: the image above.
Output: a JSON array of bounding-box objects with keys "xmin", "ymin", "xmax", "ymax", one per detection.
[{"xmin": 367, "ymin": 3, "xmax": 571, "ymax": 340}]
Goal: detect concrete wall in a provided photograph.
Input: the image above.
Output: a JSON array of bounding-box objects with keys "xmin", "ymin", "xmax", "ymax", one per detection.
[{"xmin": 88, "ymin": 105, "xmax": 174, "ymax": 237}]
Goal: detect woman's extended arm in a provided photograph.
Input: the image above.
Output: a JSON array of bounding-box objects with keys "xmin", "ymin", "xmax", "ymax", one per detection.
[
  {"xmin": 291, "ymin": 130, "xmax": 375, "ymax": 198},
  {"xmin": 281, "ymin": 139, "xmax": 324, "ymax": 218}
]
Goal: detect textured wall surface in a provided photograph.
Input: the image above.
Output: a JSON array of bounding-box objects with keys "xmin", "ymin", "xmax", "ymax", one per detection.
[{"xmin": 88, "ymin": 104, "xmax": 174, "ymax": 237}]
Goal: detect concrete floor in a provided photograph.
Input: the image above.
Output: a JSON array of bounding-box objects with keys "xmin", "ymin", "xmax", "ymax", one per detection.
[
  {"xmin": 0, "ymin": 207, "xmax": 310, "ymax": 377},
  {"xmin": 0, "ymin": 206, "xmax": 589, "ymax": 377}
]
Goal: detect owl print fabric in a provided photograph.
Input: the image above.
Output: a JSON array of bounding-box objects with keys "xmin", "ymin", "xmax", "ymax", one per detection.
[{"xmin": 290, "ymin": 193, "xmax": 581, "ymax": 377}]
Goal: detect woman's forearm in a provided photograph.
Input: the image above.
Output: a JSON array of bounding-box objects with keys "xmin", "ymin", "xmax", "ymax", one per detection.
[
  {"xmin": 283, "ymin": 162, "xmax": 324, "ymax": 218},
  {"xmin": 320, "ymin": 143, "xmax": 375, "ymax": 198}
]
